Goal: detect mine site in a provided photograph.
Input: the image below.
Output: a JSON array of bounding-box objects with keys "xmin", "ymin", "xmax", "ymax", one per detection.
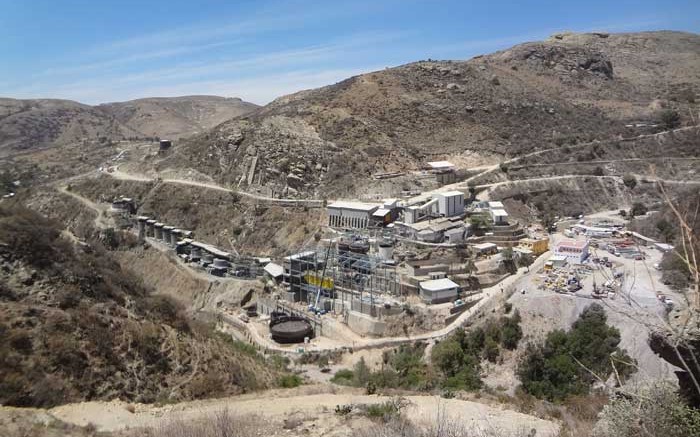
[{"xmin": 1, "ymin": 2, "xmax": 700, "ymax": 437}]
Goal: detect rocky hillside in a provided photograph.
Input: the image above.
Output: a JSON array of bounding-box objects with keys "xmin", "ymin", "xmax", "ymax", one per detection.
[
  {"xmin": 167, "ymin": 31, "xmax": 699, "ymax": 198},
  {"xmin": 0, "ymin": 98, "xmax": 138, "ymax": 155},
  {"xmin": 98, "ymin": 95, "xmax": 259, "ymax": 140},
  {"xmin": 0, "ymin": 203, "xmax": 281, "ymax": 408},
  {"xmin": 0, "ymin": 95, "xmax": 258, "ymax": 157}
]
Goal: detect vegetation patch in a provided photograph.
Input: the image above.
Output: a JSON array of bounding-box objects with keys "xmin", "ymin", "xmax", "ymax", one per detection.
[{"xmin": 518, "ymin": 304, "xmax": 636, "ymax": 401}]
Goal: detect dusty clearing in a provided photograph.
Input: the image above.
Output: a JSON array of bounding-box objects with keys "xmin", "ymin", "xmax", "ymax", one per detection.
[{"xmin": 48, "ymin": 386, "xmax": 559, "ymax": 436}]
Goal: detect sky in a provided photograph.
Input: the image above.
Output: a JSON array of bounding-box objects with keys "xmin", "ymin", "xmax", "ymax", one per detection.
[{"xmin": 1, "ymin": 0, "xmax": 698, "ymax": 105}]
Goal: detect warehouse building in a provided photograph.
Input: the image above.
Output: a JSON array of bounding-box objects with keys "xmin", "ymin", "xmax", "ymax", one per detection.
[
  {"xmin": 327, "ymin": 201, "xmax": 379, "ymax": 229},
  {"xmin": 554, "ymin": 238, "xmax": 589, "ymax": 264},
  {"xmin": 419, "ymin": 277, "xmax": 459, "ymax": 304}
]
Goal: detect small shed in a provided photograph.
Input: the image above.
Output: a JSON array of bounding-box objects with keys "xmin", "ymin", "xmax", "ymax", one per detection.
[
  {"xmin": 264, "ymin": 262, "xmax": 284, "ymax": 282},
  {"xmin": 419, "ymin": 278, "xmax": 459, "ymax": 304},
  {"xmin": 473, "ymin": 242, "xmax": 498, "ymax": 256}
]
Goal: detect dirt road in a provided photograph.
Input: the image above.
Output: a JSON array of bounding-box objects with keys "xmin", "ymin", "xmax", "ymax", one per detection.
[{"xmin": 108, "ymin": 167, "xmax": 323, "ymax": 207}]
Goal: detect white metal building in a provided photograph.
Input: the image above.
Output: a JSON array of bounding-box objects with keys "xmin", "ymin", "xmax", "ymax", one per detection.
[
  {"xmin": 437, "ymin": 191, "xmax": 465, "ymax": 217},
  {"xmin": 419, "ymin": 278, "xmax": 459, "ymax": 304},
  {"xmin": 491, "ymin": 208, "xmax": 509, "ymax": 225},
  {"xmin": 327, "ymin": 201, "xmax": 379, "ymax": 228},
  {"xmin": 554, "ymin": 238, "xmax": 589, "ymax": 264}
]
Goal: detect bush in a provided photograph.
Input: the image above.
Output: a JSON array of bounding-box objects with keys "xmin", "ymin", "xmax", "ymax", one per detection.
[
  {"xmin": 622, "ymin": 174, "xmax": 637, "ymax": 190},
  {"xmin": 657, "ymin": 109, "xmax": 681, "ymax": 130},
  {"xmin": 483, "ymin": 337, "xmax": 500, "ymax": 363},
  {"xmin": 594, "ymin": 382, "xmax": 700, "ymax": 437},
  {"xmin": 363, "ymin": 398, "xmax": 406, "ymax": 422},
  {"xmin": 593, "ymin": 166, "xmax": 604, "ymax": 176},
  {"xmin": 330, "ymin": 369, "xmax": 355, "ymax": 386},
  {"xmin": 630, "ymin": 202, "xmax": 648, "ymax": 217},
  {"xmin": 277, "ymin": 374, "xmax": 303, "ymax": 388}
]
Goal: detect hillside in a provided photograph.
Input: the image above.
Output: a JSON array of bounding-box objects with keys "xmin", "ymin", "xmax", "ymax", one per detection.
[
  {"xmin": 98, "ymin": 95, "xmax": 259, "ymax": 140},
  {"xmin": 0, "ymin": 98, "xmax": 138, "ymax": 155},
  {"xmin": 0, "ymin": 95, "xmax": 258, "ymax": 157},
  {"xmin": 0, "ymin": 203, "xmax": 281, "ymax": 408},
  {"xmin": 162, "ymin": 31, "xmax": 699, "ymax": 198}
]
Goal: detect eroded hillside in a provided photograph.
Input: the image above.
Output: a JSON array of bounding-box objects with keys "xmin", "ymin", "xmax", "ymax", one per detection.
[{"xmin": 162, "ymin": 31, "xmax": 700, "ymax": 198}]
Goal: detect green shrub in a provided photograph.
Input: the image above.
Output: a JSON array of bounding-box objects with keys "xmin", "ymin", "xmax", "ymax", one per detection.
[
  {"xmin": 277, "ymin": 374, "xmax": 303, "ymax": 388},
  {"xmin": 330, "ymin": 369, "xmax": 355, "ymax": 386},
  {"xmin": 364, "ymin": 398, "xmax": 405, "ymax": 421}
]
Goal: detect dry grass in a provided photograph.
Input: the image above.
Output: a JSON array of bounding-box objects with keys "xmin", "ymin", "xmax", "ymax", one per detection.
[{"xmin": 142, "ymin": 409, "xmax": 256, "ymax": 437}]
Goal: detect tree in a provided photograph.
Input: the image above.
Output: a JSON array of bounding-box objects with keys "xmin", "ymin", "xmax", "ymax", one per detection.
[
  {"xmin": 500, "ymin": 311, "xmax": 523, "ymax": 350},
  {"xmin": 656, "ymin": 218, "xmax": 675, "ymax": 243},
  {"xmin": 622, "ymin": 174, "xmax": 637, "ymax": 190},
  {"xmin": 469, "ymin": 214, "xmax": 492, "ymax": 234},
  {"xmin": 431, "ymin": 339, "xmax": 465, "ymax": 377},
  {"xmin": 631, "ymin": 202, "xmax": 648, "ymax": 217},
  {"xmin": 483, "ymin": 337, "xmax": 500, "ymax": 363},
  {"xmin": 517, "ymin": 253, "xmax": 534, "ymax": 271},
  {"xmin": 658, "ymin": 109, "xmax": 681, "ymax": 130},
  {"xmin": 518, "ymin": 303, "xmax": 636, "ymax": 401}
]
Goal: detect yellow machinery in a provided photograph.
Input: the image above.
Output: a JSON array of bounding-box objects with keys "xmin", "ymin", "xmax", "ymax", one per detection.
[{"xmin": 304, "ymin": 272, "xmax": 334, "ymax": 290}]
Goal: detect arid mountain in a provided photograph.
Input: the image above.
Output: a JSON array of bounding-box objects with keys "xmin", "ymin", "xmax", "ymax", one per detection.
[
  {"xmin": 0, "ymin": 98, "xmax": 138, "ymax": 154},
  {"xmin": 165, "ymin": 31, "xmax": 699, "ymax": 198},
  {"xmin": 0, "ymin": 95, "xmax": 258, "ymax": 157},
  {"xmin": 98, "ymin": 95, "xmax": 259, "ymax": 140}
]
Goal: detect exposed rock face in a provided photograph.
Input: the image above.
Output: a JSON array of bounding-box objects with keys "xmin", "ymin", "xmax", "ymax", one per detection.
[{"xmin": 649, "ymin": 330, "xmax": 700, "ymax": 407}]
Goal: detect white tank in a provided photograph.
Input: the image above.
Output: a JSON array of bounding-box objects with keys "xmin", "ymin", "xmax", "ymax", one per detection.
[{"xmin": 378, "ymin": 242, "xmax": 394, "ymax": 260}]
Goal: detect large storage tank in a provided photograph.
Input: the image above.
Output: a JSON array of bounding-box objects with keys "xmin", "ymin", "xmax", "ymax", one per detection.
[{"xmin": 269, "ymin": 311, "xmax": 314, "ymax": 344}]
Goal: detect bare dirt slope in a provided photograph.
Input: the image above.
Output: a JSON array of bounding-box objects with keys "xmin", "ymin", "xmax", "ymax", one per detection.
[
  {"xmin": 98, "ymin": 95, "xmax": 259, "ymax": 140},
  {"xmin": 164, "ymin": 31, "xmax": 700, "ymax": 198},
  {"xmin": 47, "ymin": 387, "xmax": 559, "ymax": 436}
]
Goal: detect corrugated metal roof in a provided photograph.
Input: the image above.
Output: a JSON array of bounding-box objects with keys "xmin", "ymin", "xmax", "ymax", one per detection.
[
  {"xmin": 427, "ymin": 161, "xmax": 455, "ymax": 169},
  {"xmin": 264, "ymin": 262, "xmax": 284, "ymax": 278},
  {"xmin": 328, "ymin": 201, "xmax": 379, "ymax": 211},
  {"xmin": 420, "ymin": 278, "xmax": 459, "ymax": 292}
]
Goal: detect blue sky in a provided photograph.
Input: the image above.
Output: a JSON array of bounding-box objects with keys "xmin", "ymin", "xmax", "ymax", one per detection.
[{"xmin": 1, "ymin": 0, "xmax": 698, "ymax": 105}]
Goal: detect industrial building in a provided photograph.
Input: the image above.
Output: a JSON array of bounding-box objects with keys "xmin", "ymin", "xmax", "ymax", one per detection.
[
  {"xmin": 397, "ymin": 217, "xmax": 467, "ymax": 243},
  {"xmin": 518, "ymin": 237, "xmax": 549, "ymax": 256},
  {"xmin": 327, "ymin": 201, "xmax": 379, "ymax": 229},
  {"xmin": 554, "ymin": 238, "xmax": 589, "ymax": 264},
  {"xmin": 472, "ymin": 242, "xmax": 498, "ymax": 256},
  {"xmin": 403, "ymin": 191, "xmax": 465, "ymax": 225},
  {"xmin": 419, "ymin": 277, "xmax": 459, "ymax": 304},
  {"xmin": 437, "ymin": 191, "xmax": 465, "ymax": 217},
  {"xmin": 426, "ymin": 161, "xmax": 457, "ymax": 185}
]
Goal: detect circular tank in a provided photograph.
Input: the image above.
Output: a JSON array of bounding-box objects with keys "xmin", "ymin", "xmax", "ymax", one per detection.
[
  {"xmin": 337, "ymin": 241, "xmax": 350, "ymax": 253},
  {"xmin": 378, "ymin": 242, "xmax": 394, "ymax": 260},
  {"xmin": 212, "ymin": 258, "xmax": 230, "ymax": 269},
  {"xmin": 269, "ymin": 312, "xmax": 314, "ymax": 344},
  {"xmin": 349, "ymin": 241, "xmax": 369, "ymax": 254}
]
